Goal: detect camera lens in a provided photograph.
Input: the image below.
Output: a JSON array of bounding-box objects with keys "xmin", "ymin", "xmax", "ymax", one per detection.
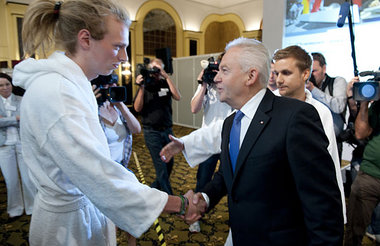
[{"xmin": 361, "ymin": 84, "xmax": 376, "ymax": 98}]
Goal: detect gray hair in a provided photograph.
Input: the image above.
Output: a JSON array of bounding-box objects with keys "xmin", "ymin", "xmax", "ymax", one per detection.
[{"xmin": 225, "ymin": 37, "xmax": 271, "ymax": 88}]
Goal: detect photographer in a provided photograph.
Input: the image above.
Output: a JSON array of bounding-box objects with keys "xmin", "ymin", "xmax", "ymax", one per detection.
[
  {"xmin": 345, "ymin": 77, "xmax": 367, "ymax": 182},
  {"xmin": 344, "ymin": 80, "xmax": 380, "ymax": 245},
  {"xmin": 133, "ymin": 58, "xmax": 181, "ymax": 195},
  {"xmin": 92, "ymin": 75, "xmax": 141, "ymax": 167},
  {"xmin": 306, "ymin": 52, "xmax": 347, "ymax": 160}
]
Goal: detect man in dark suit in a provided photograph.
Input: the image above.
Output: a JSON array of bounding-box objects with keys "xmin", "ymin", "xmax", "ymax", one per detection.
[{"xmin": 189, "ymin": 38, "xmax": 344, "ymax": 245}]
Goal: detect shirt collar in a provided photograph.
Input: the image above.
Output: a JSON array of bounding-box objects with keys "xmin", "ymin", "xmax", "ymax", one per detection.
[
  {"xmin": 239, "ymin": 88, "xmax": 266, "ymax": 120},
  {"xmin": 1, "ymin": 94, "xmax": 12, "ymax": 104}
]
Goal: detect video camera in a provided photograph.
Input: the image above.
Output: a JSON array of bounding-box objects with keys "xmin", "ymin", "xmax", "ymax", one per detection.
[
  {"xmin": 136, "ymin": 57, "xmax": 161, "ymax": 86},
  {"xmin": 200, "ymin": 57, "xmax": 220, "ymax": 84},
  {"xmin": 353, "ymin": 70, "xmax": 380, "ymax": 101},
  {"xmin": 92, "ymin": 74, "xmax": 127, "ymax": 105}
]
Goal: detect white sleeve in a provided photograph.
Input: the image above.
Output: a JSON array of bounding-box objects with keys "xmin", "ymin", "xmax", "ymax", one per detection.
[
  {"xmin": 181, "ymin": 119, "xmax": 223, "ymax": 167},
  {"xmin": 311, "ymin": 77, "xmax": 347, "ymax": 113},
  {"xmin": 315, "ymin": 103, "xmax": 346, "ymax": 224}
]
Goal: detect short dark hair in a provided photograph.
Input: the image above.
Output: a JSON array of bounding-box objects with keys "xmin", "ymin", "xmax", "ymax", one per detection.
[
  {"xmin": 0, "ymin": 72, "xmax": 25, "ymax": 96},
  {"xmin": 273, "ymin": 45, "xmax": 312, "ymax": 73},
  {"xmin": 311, "ymin": 52, "xmax": 326, "ymax": 67},
  {"xmin": 0, "ymin": 72, "xmax": 12, "ymax": 83}
]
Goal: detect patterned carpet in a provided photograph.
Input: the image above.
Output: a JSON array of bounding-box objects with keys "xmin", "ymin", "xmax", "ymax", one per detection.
[
  {"xmin": 0, "ymin": 124, "xmax": 230, "ymax": 246},
  {"xmin": 0, "ymin": 124, "xmax": 377, "ymax": 245}
]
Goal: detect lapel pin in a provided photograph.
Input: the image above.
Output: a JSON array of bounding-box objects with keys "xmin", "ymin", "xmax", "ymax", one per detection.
[{"xmin": 260, "ymin": 121, "xmax": 264, "ymax": 124}]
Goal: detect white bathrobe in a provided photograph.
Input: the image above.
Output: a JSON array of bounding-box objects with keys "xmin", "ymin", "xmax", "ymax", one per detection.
[{"xmin": 13, "ymin": 51, "xmax": 168, "ymax": 246}]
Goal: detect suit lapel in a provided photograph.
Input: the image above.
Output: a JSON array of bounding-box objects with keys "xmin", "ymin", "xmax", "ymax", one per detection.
[
  {"xmin": 233, "ymin": 89, "xmax": 274, "ymax": 178},
  {"xmin": 222, "ymin": 112, "xmax": 235, "ymax": 183}
]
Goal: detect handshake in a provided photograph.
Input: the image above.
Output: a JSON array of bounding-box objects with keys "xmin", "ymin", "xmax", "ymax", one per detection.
[{"xmin": 179, "ymin": 190, "xmax": 208, "ymax": 225}]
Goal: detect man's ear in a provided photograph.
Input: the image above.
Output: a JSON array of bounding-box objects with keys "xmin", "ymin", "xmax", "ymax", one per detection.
[
  {"xmin": 303, "ymin": 69, "xmax": 311, "ymax": 82},
  {"xmin": 77, "ymin": 29, "xmax": 91, "ymax": 50},
  {"xmin": 247, "ymin": 68, "xmax": 258, "ymax": 86}
]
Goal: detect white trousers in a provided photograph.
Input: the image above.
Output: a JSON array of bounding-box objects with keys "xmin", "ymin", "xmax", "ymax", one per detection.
[{"xmin": 0, "ymin": 144, "xmax": 36, "ymax": 216}]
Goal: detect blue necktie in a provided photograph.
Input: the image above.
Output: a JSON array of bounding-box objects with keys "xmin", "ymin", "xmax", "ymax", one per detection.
[{"xmin": 229, "ymin": 110, "xmax": 244, "ymax": 173}]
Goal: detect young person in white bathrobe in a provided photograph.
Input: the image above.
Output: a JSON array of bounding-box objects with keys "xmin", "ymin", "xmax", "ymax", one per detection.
[{"xmin": 12, "ymin": 0, "xmax": 205, "ymax": 245}]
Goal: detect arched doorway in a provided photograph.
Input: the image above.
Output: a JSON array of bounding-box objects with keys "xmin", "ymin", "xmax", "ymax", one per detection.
[
  {"xmin": 204, "ymin": 21, "xmax": 240, "ymax": 53},
  {"xmin": 143, "ymin": 9, "xmax": 176, "ymax": 57}
]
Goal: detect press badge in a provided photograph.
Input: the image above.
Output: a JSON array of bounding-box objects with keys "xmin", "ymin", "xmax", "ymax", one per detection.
[
  {"xmin": 158, "ymin": 88, "xmax": 169, "ymax": 97},
  {"xmin": 5, "ymin": 105, "xmax": 16, "ymax": 111}
]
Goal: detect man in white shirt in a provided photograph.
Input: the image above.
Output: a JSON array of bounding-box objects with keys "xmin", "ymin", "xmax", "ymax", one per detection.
[{"xmin": 272, "ymin": 45, "xmax": 346, "ymax": 223}]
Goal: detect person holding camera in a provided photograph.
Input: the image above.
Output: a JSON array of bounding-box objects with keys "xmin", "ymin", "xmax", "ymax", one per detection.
[
  {"xmin": 344, "ymin": 79, "xmax": 380, "ymax": 246},
  {"xmin": 345, "ymin": 77, "xmax": 368, "ymax": 182},
  {"xmin": 188, "ymin": 57, "xmax": 232, "ymax": 233},
  {"xmin": 92, "ymin": 75, "xmax": 141, "ymax": 168},
  {"xmin": 133, "ymin": 58, "xmax": 181, "ymax": 195},
  {"xmin": 306, "ymin": 52, "xmax": 347, "ymax": 160}
]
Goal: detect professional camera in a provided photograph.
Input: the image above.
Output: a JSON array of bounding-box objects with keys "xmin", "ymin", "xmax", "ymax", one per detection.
[
  {"xmin": 136, "ymin": 57, "xmax": 161, "ymax": 86},
  {"xmin": 337, "ymin": 121, "xmax": 357, "ymax": 145},
  {"xmin": 200, "ymin": 57, "xmax": 220, "ymax": 84},
  {"xmin": 92, "ymin": 74, "xmax": 127, "ymax": 105},
  {"xmin": 309, "ymin": 74, "xmax": 317, "ymax": 86},
  {"xmin": 353, "ymin": 70, "xmax": 380, "ymax": 101}
]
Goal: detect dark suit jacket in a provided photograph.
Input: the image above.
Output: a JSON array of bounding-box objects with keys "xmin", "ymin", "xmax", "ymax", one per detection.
[{"xmin": 202, "ymin": 89, "xmax": 343, "ymax": 246}]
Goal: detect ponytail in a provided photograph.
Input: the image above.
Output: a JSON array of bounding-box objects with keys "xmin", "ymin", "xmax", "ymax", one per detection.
[
  {"xmin": 22, "ymin": 0, "xmax": 131, "ymax": 58},
  {"xmin": 22, "ymin": 0, "xmax": 60, "ymax": 57}
]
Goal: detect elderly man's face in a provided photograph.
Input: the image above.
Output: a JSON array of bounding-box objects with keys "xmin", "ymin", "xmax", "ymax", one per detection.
[{"xmin": 213, "ymin": 46, "xmax": 249, "ymax": 109}]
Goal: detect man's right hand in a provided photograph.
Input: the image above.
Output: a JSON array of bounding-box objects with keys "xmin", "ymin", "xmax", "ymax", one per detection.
[
  {"xmin": 160, "ymin": 134, "xmax": 184, "ymax": 163},
  {"xmin": 183, "ymin": 190, "xmax": 207, "ymax": 225}
]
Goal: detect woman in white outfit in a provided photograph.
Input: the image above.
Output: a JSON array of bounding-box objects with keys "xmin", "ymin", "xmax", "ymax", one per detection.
[
  {"xmin": 0, "ymin": 72, "xmax": 36, "ymax": 218},
  {"xmin": 13, "ymin": 0, "xmax": 202, "ymax": 245}
]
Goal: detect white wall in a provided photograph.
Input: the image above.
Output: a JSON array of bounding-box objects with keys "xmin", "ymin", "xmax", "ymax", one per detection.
[
  {"xmin": 171, "ymin": 53, "xmax": 221, "ymax": 128},
  {"xmin": 262, "ymin": 0, "xmax": 286, "ymax": 56}
]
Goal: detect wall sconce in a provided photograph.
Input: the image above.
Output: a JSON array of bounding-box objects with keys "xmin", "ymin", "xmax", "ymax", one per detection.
[{"xmin": 121, "ymin": 62, "xmax": 132, "ymax": 79}]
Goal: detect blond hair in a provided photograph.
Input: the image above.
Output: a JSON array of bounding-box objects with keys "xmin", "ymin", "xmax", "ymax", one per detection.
[{"xmin": 22, "ymin": 0, "xmax": 131, "ymax": 57}]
